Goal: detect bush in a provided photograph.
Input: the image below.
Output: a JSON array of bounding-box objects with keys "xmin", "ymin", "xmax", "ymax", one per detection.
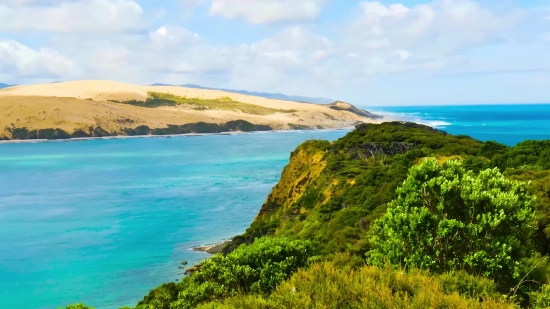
[
  {"xmin": 60, "ymin": 304, "xmax": 95, "ymax": 309},
  {"xmin": 137, "ymin": 237, "xmax": 316, "ymax": 309},
  {"xmin": 367, "ymin": 159, "xmax": 537, "ymax": 288},
  {"xmin": 196, "ymin": 262, "xmax": 513, "ymax": 309},
  {"xmin": 530, "ymin": 283, "xmax": 550, "ymax": 309}
]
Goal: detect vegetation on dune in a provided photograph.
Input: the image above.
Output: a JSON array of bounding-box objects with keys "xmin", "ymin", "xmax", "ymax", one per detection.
[
  {"xmin": 108, "ymin": 92, "xmax": 298, "ymax": 115},
  {"xmin": 0, "ymin": 120, "xmax": 273, "ymax": 140},
  {"xmin": 63, "ymin": 122, "xmax": 550, "ymax": 309},
  {"xmin": 287, "ymin": 123, "xmax": 316, "ymax": 130}
]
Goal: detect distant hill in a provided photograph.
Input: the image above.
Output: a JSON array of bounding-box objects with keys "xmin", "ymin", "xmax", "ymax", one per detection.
[
  {"xmin": 0, "ymin": 80, "xmax": 379, "ymax": 140},
  {"xmin": 151, "ymin": 83, "xmax": 334, "ymax": 104},
  {"xmin": 0, "ymin": 83, "xmax": 14, "ymax": 89}
]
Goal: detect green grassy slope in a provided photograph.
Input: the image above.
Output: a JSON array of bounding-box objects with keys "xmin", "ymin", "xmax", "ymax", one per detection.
[{"xmin": 66, "ymin": 122, "xmax": 550, "ymax": 309}]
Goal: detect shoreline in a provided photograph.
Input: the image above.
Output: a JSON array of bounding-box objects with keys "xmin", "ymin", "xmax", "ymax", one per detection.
[
  {"xmin": 191, "ymin": 238, "xmax": 233, "ymax": 254},
  {"xmin": 0, "ymin": 127, "xmax": 355, "ymax": 145}
]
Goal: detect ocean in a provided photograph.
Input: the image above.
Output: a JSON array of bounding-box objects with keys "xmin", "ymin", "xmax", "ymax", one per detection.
[
  {"xmin": 371, "ymin": 104, "xmax": 550, "ymax": 146},
  {"xmin": 1, "ymin": 104, "xmax": 550, "ymax": 309}
]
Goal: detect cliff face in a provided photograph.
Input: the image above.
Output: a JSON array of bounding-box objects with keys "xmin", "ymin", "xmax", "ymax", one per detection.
[
  {"xmin": 255, "ymin": 141, "xmax": 328, "ymax": 220},
  {"xmin": 226, "ymin": 122, "xmax": 486, "ymax": 255}
]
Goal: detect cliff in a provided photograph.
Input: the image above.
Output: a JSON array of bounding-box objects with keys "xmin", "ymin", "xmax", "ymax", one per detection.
[
  {"xmin": 128, "ymin": 122, "xmax": 550, "ymax": 309},
  {"xmin": 226, "ymin": 122, "xmax": 489, "ymax": 254}
]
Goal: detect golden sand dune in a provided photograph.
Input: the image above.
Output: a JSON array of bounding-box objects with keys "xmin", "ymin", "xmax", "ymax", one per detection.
[{"xmin": 0, "ymin": 80, "xmax": 380, "ymax": 139}]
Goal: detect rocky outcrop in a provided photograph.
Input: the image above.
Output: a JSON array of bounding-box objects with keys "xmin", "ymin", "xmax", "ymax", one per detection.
[
  {"xmin": 326, "ymin": 101, "xmax": 382, "ymax": 119},
  {"xmin": 192, "ymin": 240, "xmax": 232, "ymax": 254}
]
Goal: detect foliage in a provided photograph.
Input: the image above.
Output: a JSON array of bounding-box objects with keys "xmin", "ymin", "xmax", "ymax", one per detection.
[
  {"xmin": 195, "ymin": 262, "xmax": 513, "ymax": 309},
  {"xmin": 71, "ymin": 122, "xmax": 550, "ymax": 309},
  {"xmin": 135, "ymin": 237, "xmax": 316, "ymax": 309},
  {"xmin": 367, "ymin": 159, "xmax": 536, "ymax": 288},
  {"xmin": 463, "ymin": 156, "xmax": 491, "ymax": 173},
  {"xmin": 60, "ymin": 304, "xmax": 95, "ymax": 309},
  {"xmin": 530, "ymin": 283, "xmax": 550, "ymax": 309},
  {"xmin": 287, "ymin": 123, "xmax": 313, "ymax": 130},
  {"xmin": 110, "ymin": 92, "xmax": 297, "ymax": 115},
  {"xmin": 492, "ymin": 140, "xmax": 550, "ymax": 170},
  {"xmin": 2, "ymin": 120, "xmax": 273, "ymax": 140},
  {"xmin": 232, "ymin": 122, "xmax": 487, "ymax": 257},
  {"xmin": 478, "ymin": 141, "xmax": 509, "ymax": 159}
]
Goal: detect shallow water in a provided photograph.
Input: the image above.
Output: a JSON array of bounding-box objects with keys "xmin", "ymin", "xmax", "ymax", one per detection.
[{"xmin": 0, "ymin": 131, "xmax": 348, "ymax": 309}]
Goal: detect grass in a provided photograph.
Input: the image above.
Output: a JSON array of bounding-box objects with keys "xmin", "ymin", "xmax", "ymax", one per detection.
[
  {"xmin": 197, "ymin": 258, "xmax": 514, "ymax": 309},
  {"xmin": 109, "ymin": 92, "xmax": 298, "ymax": 115}
]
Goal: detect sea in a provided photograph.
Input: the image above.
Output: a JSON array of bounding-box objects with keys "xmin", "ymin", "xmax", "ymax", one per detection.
[{"xmin": 1, "ymin": 104, "xmax": 549, "ymax": 309}]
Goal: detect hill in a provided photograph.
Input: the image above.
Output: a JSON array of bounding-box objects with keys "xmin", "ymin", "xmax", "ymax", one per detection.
[
  {"xmin": 151, "ymin": 83, "xmax": 335, "ymax": 104},
  {"xmin": 0, "ymin": 80, "xmax": 381, "ymax": 140},
  {"xmin": 128, "ymin": 122, "xmax": 550, "ymax": 309}
]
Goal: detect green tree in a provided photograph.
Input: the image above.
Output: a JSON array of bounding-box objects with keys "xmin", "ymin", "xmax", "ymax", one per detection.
[
  {"xmin": 137, "ymin": 237, "xmax": 316, "ymax": 309},
  {"xmin": 367, "ymin": 159, "xmax": 536, "ymax": 286},
  {"xmin": 530, "ymin": 283, "xmax": 550, "ymax": 309},
  {"xmin": 60, "ymin": 304, "xmax": 95, "ymax": 309}
]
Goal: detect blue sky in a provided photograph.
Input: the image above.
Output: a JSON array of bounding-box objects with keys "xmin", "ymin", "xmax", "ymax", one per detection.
[{"xmin": 0, "ymin": 0, "xmax": 549, "ymax": 106}]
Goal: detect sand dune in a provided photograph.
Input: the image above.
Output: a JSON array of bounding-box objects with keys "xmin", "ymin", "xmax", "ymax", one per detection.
[{"xmin": 0, "ymin": 80, "xmax": 379, "ymax": 139}]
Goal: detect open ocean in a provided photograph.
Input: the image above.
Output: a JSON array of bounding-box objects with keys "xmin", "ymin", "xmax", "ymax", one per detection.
[
  {"xmin": 1, "ymin": 104, "xmax": 549, "ymax": 309},
  {"xmin": 371, "ymin": 104, "xmax": 550, "ymax": 146}
]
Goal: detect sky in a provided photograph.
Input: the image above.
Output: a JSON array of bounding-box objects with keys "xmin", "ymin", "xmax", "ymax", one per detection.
[{"xmin": 0, "ymin": 0, "xmax": 549, "ymax": 106}]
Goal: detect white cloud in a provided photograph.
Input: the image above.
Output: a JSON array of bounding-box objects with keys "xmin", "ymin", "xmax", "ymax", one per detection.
[
  {"xmin": 3, "ymin": 0, "xmax": 550, "ymax": 105},
  {"xmin": 348, "ymin": 0, "xmax": 520, "ymax": 55},
  {"xmin": 149, "ymin": 26, "xmax": 200, "ymax": 50},
  {"xmin": 180, "ymin": 0, "xmax": 208, "ymax": 7},
  {"xmin": 251, "ymin": 27, "xmax": 333, "ymax": 67},
  {"xmin": 339, "ymin": 0, "xmax": 530, "ymax": 76},
  {"xmin": 209, "ymin": 0, "xmax": 325, "ymax": 24},
  {"xmin": 0, "ymin": 0, "xmax": 145, "ymax": 33},
  {"xmin": 0, "ymin": 40, "xmax": 73, "ymax": 77}
]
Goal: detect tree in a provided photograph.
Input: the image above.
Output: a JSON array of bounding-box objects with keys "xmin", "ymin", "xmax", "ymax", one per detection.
[
  {"xmin": 367, "ymin": 159, "xmax": 536, "ymax": 286},
  {"xmin": 139, "ymin": 237, "xmax": 316, "ymax": 309},
  {"xmin": 61, "ymin": 304, "xmax": 95, "ymax": 309}
]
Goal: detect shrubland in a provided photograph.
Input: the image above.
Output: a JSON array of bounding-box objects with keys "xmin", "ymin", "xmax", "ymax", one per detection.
[
  {"xmin": 64, "ymin": 122, "xmax": 550, "ymax": 308},
  {"xmin": 109, "ymin": 92, "xmax": 297, "ymax": 115}
]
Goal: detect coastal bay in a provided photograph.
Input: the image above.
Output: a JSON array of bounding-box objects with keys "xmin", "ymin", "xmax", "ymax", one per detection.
[{"xmin": 0, "ymin": 130, "xmax": 348, "ymax": 309}]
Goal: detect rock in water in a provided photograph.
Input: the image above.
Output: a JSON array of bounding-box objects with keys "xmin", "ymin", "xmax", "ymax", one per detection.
[{"xmin": 192, "ymin": 239, "xmax": 232, "ymax": 254}]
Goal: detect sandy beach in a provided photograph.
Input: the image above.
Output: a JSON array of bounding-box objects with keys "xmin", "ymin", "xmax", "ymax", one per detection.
[
  {"xmin": 0, "ymin": 80, "xmax": 379, "ymax": 140},
  {"xmin": 0, "ymin": 128, "xmax": 353, "ymax": 144}
]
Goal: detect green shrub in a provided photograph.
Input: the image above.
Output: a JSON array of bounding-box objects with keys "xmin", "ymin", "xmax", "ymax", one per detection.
[
  {"xmin": 137, "ymin": 237, "xmax": 316, "ymax": 309},
  {"xmin": 530, "ymin": 283, "xmax": 550, "ymax": 309},
  {"xmin": 367, "ymin": 159, "xmax": 537, "ymax": 288},
  {"xmin": 60, "ymin": 304, "xmax": 95, "ymax": 309},
  {"xmin": 196, "ymin": 262, "xmax": 513, "ymax": 309}
]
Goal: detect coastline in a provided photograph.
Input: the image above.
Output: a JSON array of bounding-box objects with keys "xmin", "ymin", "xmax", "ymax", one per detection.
[
  {"xmin": 191, "ymin": 239, "xmax": 233, "ymax": 254},
  {"xmin": 0, "ymin": 127, "xmax": 355, "ymax": 145}
]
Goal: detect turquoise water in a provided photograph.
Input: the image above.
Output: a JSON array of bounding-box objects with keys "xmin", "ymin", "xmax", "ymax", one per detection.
[
  {"xmin": 371, "ymin": 104, "xmax": 550, "ymax": 146},
  {"xmin": 2, "ymin": 104, "xmax": 550, "ymax": 309},
  {"xmin": 0, "ymin": 131, "xmax": 348, "ymax": 309}
]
